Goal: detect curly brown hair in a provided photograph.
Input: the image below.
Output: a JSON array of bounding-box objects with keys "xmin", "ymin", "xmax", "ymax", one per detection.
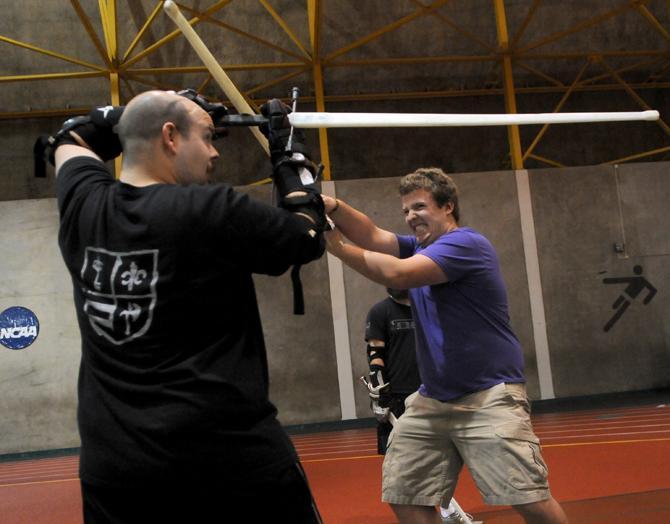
[{"xmin": 398, "ymin": 167, "xmax": 460, "ymax": 222}]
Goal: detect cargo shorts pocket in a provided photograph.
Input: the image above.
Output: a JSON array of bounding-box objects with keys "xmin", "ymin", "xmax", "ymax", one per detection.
[{"xmin": 494, "ymin": 422, "xmax": 549, "ymax": 490}]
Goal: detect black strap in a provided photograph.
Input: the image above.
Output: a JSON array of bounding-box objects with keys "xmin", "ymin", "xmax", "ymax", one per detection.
[
  {"xmin": 290, "ymin": 265, "xmax": 305, "ymax": 315},
  {"xmin": 33, "ymin": 136, "xmax": 49, "ymax": 178}
]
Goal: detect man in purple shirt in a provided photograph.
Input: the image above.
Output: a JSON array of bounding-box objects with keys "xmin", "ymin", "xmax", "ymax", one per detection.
[{"xmin": 324, "ymin": 168, "xmax": 568, "ymax": 524}]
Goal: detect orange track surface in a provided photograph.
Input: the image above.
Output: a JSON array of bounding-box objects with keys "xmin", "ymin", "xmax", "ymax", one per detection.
[{"xmin": 2, "ymin": 403, "xmax": 669, "ymax": 523}]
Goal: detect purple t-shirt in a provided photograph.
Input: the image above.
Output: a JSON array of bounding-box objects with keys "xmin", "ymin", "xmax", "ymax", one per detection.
[{"xmin": 397, "ymin": 227, "xmax": 525, "ymax": 401}]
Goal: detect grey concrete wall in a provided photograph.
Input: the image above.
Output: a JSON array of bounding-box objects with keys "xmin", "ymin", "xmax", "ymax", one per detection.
[
  {"xmin": 0, "ymin": 199, "xmax": 81, "ymax": 453},
  {"xmin": 530, "ymin": 164, "xmax": 670, "ymax": 397},
  {"xmin": 1, "ymin": 162, "xmax": 668, "ymax": 455}
]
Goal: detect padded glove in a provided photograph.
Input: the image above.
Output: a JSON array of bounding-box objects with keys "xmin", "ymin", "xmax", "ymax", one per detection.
[{"xmin": 50, "ymin": 105, "xmax": 125, "ymax": 162}]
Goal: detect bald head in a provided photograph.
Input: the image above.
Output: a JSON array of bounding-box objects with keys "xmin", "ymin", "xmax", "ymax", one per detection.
[{"xmin": 117, "ymin": 90, "xmax": 194, "ymax": 162}]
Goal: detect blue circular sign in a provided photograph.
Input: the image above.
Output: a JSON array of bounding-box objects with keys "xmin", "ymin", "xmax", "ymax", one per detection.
[{"xmin": 0, "ymin": 306, "xmax": 40, "ymax": 350}]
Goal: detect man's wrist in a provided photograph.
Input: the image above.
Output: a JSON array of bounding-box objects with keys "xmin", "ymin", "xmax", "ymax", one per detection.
[{"xmin": 330, "ymin": 198, "xmax": 340, "ymax": 215}]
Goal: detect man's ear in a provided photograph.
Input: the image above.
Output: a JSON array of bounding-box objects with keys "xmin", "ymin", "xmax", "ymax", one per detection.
[
  {"xmin": 161, "ymin": 122, "xmax": 178, "ymax": 153},
  {"xmin": 443, "ymin": 201, "xmax": 455, "ymax": 215}
]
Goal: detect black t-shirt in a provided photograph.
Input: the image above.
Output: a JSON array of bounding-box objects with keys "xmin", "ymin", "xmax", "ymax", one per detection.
[
  {"xmin": 365, "ymin": 298, "xmax": 421, "ymax": 395},
  {"xmin": 57, "ymin": 157, "xmax": 324, "ymax": 488}
]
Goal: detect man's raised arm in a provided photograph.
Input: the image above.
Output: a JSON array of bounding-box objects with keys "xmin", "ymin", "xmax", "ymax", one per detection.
[{"xmin": 322, "ymin": 196, "xmax": 399, "ymax": 256}]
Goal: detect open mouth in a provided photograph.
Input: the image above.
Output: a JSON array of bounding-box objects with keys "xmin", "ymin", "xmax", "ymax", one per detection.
[{"xmin": 413, "ymin": 224, "xmax": 428, "ymax": 235}]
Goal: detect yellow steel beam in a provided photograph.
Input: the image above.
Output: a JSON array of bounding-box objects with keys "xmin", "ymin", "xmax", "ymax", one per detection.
[
  {"xmin": 97, "ymin": 0, "xmax": 119, "ymax": 66},
  {"xmin": 522, "ymin": 49, "xmax": 667, "ymax": 60},
  {"xmin": 329, "ymin": 55, "xmax": 496, "ymax": 67},
  {"xmin": 123, "ymin": 73, "xmax": 179, "ymax": 91},
  {"xmin": 98, "ymin": 0, "xmax": 112, "ymax": 61},
  {"xmin": 500, "ymin": 63, "xmax": 523, "ymax": 169},
  {"xmin": 528, "ymin": 153, "xmax": 565, "ymax": 168},
  {"xmin": 108, "ymin": 0, "xmax": 118, "ymax": 65},
  {"xmin": 494, "ymin": 0, "xmax": 523, "ymax": 170},
  {"xmin": 605, "ymin": 145, "xmax": 670, "ymax": 165},
  {"xmin": 0, "ymin": 71, "xmax": 107, "ymax": 83},
  {"xmin": 515, "ymin": 61, "xmax": 564, "ymax": 87},
  {"xmin": 509, "ymin": 0, "xmax": 542, "ymax": 49},
  {"xmin": 635, "ymin": 3, "xmax": 670, "ymax": 43},
  {"xmin": 110, "ymin": 71, "xmax": 122, "ymax": 178},
  {"xmin": 0, "ymin": 108, "xmax": 91, "ymax": 120},
  {"xmin": 323, "ymin": 0, "xmax": 451, "ymax": 64},
  {"xmin": 579, "ymin": 56, "xmax": 666, "ymax": 86},
  {"xmin": 178, "ymin": 3, "xmax": 308, "ymax": 62},
  {"xmin": 328, "ymin": 49, "xmax": 666, "ymax": 68},
  {"xmin": 0, "ymin": 35, "xmax": 106, "ymax": 71},
  {"xmin": 127, "ymin": 62, "xmax": 305, "ymax": 74},
  {"xmin": 121, "ymin": 24, "xmax": 185, "ymax": 69},
  {"xmin": 518, "ymin": 2, "xmax": 645, "ymax": 54},
  {"xmin": 312, "ymin": 63, "xmax": 331, "ymax": 181},
  {"xmin": 598, "ymin": 57, "xmax": 670, "ymax": 137},
  {"xmin": 121, "ymin": 0, "xmax": 232, "ymax": 69},
  {"xmin": 197, "ymin": 75, "xmax": 213, "ymax": 93},
  {"xmin": 250, "ymin": 177, "xmax": 273, "ymax": 186},
  {"xmin": 409, "ymin": 0, "xmax": 496, "ymax": 53},
  {"xmin": 522, "ymin": 59, "xmax": 590, "ymax": 161},
  {"xmin": 121, "ymin": 76, "xmax": 137, "ymax": 99},
  {"xmin": 244, "ymin": 67, "xmax": 309, "ymax": 97},
  {"xmin": 69, "ymin": 0, "xmax": 112, "ymax": 67},
  {"xmin": 309, "ymin": 0, "xmax": 320, "ymax": 64},
  {"xmin": 644, "ymin": 59, "xmax": 670, "ymax": 82},
  {"xmin": 259, "ymin": 0, "xmax": 312, "ymax": 60},
  {"xmin": 309, "ymin": 0, "xmax": 331, "ymax": 181},
  {"xmin": 122, "ymin": 0, "xmax": 165, "ymax": 63}
]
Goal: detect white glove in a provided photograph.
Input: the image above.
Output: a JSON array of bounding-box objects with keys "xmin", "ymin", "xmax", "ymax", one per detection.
[{"xmin": 371, "ymin": 399, "xmax": 390, "ymax": 423}]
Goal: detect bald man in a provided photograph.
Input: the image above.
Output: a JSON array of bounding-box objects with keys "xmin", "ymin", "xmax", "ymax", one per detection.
[{"xmin": 54, "ymin": 91, "xmax": 325, "ymax": 523}]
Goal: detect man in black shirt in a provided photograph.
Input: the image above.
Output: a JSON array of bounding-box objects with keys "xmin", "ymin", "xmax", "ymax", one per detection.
[
  {"xmin": 364, "ymin": 287, "xmax": 421, "ymax": 454},
  {"xmin": 53, "ymin": 90, "xmax": 325, "ymax": 523}
]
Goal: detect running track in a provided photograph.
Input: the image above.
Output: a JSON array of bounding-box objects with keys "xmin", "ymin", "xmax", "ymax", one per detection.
[{"xmin": 1, "ymin": 403, "xmax": 669, "ymax": 522}]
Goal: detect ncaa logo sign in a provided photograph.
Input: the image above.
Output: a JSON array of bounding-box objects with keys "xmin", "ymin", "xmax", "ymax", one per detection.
[{"xmin": 0, "ymin": 306, "xmax": 40, "ymax": 350}]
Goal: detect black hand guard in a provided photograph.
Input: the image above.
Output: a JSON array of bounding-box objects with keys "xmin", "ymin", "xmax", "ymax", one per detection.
[
  {"xmin": 259, "ymin": 99, "xmax": 311, "ymax": 165},
  {"xmin": 33, "ymin": 105, "xmax": 125, "ymax": 175},
  {"xmin": 176, "ymin": 88, "xmax": 229, "ymax": 138}
]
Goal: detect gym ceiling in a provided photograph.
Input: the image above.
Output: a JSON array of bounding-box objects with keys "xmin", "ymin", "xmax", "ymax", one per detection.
[{"xmin": 1, "ymin": 0, "xmax": 669, "ymax": 182}]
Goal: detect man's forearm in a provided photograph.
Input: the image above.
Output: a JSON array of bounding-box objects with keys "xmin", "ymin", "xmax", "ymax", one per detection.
[
  {"xmin": 327, "ymin": 231, "xmax": 448, "ymax": 288},
  {"xmin": 326, "ymin": 197, "xmax": 398, "ymax": 255},
  {"xmin": 331, "ymin": 240, "xmax": 406, "ymax": 288}
]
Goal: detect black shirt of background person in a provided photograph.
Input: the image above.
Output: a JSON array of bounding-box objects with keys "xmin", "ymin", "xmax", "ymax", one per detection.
[{"xmin": 365, "ymin": 297, "xmax": 421, "ymax": 395}]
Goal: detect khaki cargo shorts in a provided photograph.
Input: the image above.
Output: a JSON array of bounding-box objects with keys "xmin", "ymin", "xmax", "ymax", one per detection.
[{"xmin": 382, "ymin": 382, "xmax": 551, "ymax": 507}]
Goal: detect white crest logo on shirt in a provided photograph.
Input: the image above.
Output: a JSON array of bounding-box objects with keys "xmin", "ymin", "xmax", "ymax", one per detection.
[{"xmin": 80, "ymin": 247, "xmax": 158, "ymax": 345}]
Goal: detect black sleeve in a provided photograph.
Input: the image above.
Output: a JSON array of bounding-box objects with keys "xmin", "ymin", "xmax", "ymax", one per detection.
[
  {"xmin": 188, "ymin": 184, "xmax": 324, "ymax": 276},
  {"xmin": 365, "ymin": 300, "xmax": 388, "ymax": 343},
  {"xmin": 56, "ymin": 156, "xmax": 114, "ymax": 217}
]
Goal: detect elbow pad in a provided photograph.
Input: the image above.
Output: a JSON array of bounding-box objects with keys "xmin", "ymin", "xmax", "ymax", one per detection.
[
  {"xmin": 367, "ymin": 343, "xmax": 388, "ymax": 364},
  {"xmin": 280, "ymin": 187, "xmax": 327, "ymax": 235}
]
